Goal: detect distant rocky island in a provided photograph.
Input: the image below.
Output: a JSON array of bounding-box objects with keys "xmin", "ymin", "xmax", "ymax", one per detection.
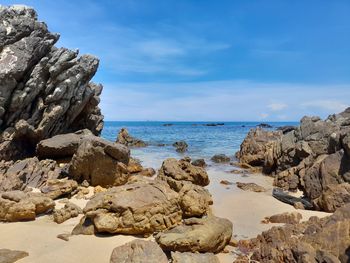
[{"xmin": 0, "ymin": 5, "xmax": 349, "ymax": 263}]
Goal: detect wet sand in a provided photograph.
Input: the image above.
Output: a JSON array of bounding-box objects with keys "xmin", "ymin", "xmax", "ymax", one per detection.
[{"xmin": 0, "ymin": 164, "xmax": 330, "ymax": 263}]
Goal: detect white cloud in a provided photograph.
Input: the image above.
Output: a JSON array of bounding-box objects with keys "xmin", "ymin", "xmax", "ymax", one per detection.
[{"xmin": 267, "ymin": 102, "xmax": 288, "ymax": 111}]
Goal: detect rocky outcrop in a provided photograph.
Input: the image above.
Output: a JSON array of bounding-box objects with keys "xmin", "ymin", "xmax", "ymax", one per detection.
[
  {"xmin": 155, "ymin": 216, "xmax": 233, "ymax": 253},
  {"xmin": 78, "ymin": 181, "xmax": 182, "ymax": 235},
  {"xmin": 246, "ymin": 204, "xmax": 350, "ymax": 263},
  {"xmin": 173, "ymin": 141, "xmax": 188, "ymax": 153},
  {"xmin": 69, "ymin": 136, "xmax": 130, "ymax": 187},
  {"xmin": 0, "ymin": 249, "xmax": 29, "ymax": 263},
  {"xmin": 0, "ymin": 5, "xmax": 103, "ymax": 161},
  {"xmin": 40, "ymin": 178, "xmax": 78, "ymax": 199},
  {"xmin": 211, "ymin": 154, "xmax": 230, "ymax": 163},
  {"xmin": 191, "ymin": 158, "xmax": 206, "ymax": 167},
  {"xmin": 0, "ymin": 190, "xmax": 54, "ymax": 221},
  {"xmin": 116, "ymin": 128, "xmax": 147, "ymax": 147},
  {"xmin": 263, "ymin": 212, "xmax": 302, "ymax": 224},
  {"xmin": 171, "ymin": 252, "xmax": 220, "ymax": 263},
  {"xmin": 110, "ymin": 240, "xmax": 168, "ymax": 263},
  {"xmin": 237, "ymin": 108, "xmax": 350, "ymax": 211},
  {"xmin": 53, "ymin": 202, "xmax": 82, "ymax": 224}
]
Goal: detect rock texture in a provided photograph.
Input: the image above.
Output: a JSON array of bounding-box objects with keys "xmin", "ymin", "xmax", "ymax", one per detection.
[
  {"xmin": 40, "ymin": 178, "xmax": 78, "ymax": 199},
  {"xmin": 264, "ymin": 212, "xmax": 302, "ymax": 224},
  {"xmin": 237, "ymin": 108, "xmax": 350, "ymax": 211},
  {"xmin": 0, "ymin": 5, "xmax": 103, "ymax": 161},
  {"xmin": 0, "ymin": 190, "xmax": 54, "ymax": 221},
  {"xmin": 0, "ymin": 249, "xmax": 29, "ymax": 263},
  {"xmin": 53, "ymin": 202, "xmax": 82, "ymax": 224},
  {"xmin": 116, "ymin": 128, "xmax": 147, "ymax": 147},
  {"xmin": 155, "ymin": 216, "xmax": 233, "ymax": 253},
  {"xmin": 171, "ymin": 252, "xmax": 220, "ymax": 263},
  {"xmin": 173, "ymin": 141, "xmax": 188, "ymax": 153},
  {"xmin": 110, "ymin": 240, "xmax": 168, "ymax": 263},
  {"xmin": 79, "ymin": 181, "xmax": 182, "ymax": 235},
  {"xmin": 236, "ymin": 182, "xmax": 266, "ymax": 192},
  {"xmin": 246, "ymin": 204, "xmax": 350, "ymax": 263},
  {"xmin": 211, "ymin": 154, "xmax": 230, "ymax": 163}
]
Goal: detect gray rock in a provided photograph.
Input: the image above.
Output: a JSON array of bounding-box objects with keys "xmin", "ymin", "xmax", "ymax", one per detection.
[
  {"xmin": 211, "ymin": 154, "xmax": 231, "ymax": 163},
  {"xmin": 173, "ymin": 141, "xmax": 188, "ymax": 153},
  {"xmin": 171, "ymin": 252, "xmax": 220, "ymax": 263}
]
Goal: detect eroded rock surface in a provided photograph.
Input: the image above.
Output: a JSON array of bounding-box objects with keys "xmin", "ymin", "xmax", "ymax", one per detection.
[
  {"xmin": 40, "ymin": 178, "xmax": 78, "ymax": 199},
  {"xmin": 264, "ymin": 212, "xmax": 302, "ymax": 224},
  {"xmin": 53, "ymin": 202, "xmax": 82, "ymax": 224}
]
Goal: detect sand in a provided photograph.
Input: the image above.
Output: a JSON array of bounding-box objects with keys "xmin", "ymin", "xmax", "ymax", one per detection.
[{"xmin": 0, "ymin": 165, "xmax": 330, "ymax": 263}]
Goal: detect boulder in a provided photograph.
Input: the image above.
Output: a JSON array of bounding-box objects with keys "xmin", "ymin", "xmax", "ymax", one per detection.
[
  {"xmin": 110, "ymin": 240, "xmax": 168, "ymax": 263},
  {"xmin": 171, "ymin": 252, "xmax": 220, "ymax": 263},
  {"xmin": 211, "ymin": 154, "xmax": 230, "ymax": 163},
  {"xmin": 0, "ymin": 5, "xmax": 103, "ymax": 161},
  {"xmin": 116, "ymin": 128, "xmax": 147, "ymax": 147},
  {"xmin": 264, "ymin": 212, "xmax": 302, "ymax": 224},
  {"xmin": 0, "ymin": 191, "xmax": 54, "ymax": 221},
  {"xmin": 173, "ymin": 141, "xmax": 188, "ymax": 153},
  {"xmin": 53, "ymin": 202, "xmax": 82, "ymax": 224},
  {"xmin": 236, "ymin": 182, "xmax": 266, "ymax": 192},
  {"xmin": 155, "ymin": 216, "xmax": 233, "ymax": 253},
  {"xmin": 314, "ymin": 183, "xmax": 350, "ymax": 212},
  {"xmin": 69, "ymin": 137, "xmax": 130, "ymax": 187},
  {"xmin": 0, "ymin": 249, "xmax": 29, "ymax": 263},
  {"xmin": 157, "ymin": 158, "xmax": 209, "ymax": 192},
  {"xmin": 191, "ymin": 158, "xmax": 207, "ymax": 167},
  {"xmin": 79, "ymin": 181, "xmax": 182, "ymax": 235},
  {"xmin": 40, "ymin": 178, "xmax": 78, "ymax": 199}
]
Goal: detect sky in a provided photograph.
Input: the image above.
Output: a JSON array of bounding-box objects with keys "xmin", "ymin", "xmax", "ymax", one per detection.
[{"xmin": 3, "ymin": 0, "xmax": 350, "ymax": 121}]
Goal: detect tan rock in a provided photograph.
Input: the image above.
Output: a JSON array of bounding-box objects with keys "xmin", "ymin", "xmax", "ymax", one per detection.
[
  {"xmin": 40, "ymin": 178, "xmax": 78, "ymax": 199},
  {"xmin": 53, "ymin": 202, "xmax": 82, "ymax": 224},
  {"xmin": 236, "ymin": 182, "xmax": 266, "ymax": 192}
]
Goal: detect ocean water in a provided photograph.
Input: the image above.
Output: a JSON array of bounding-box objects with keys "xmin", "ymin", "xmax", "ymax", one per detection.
[{"xmin": 102, "ymin": 121, "xmax": 297, "ymax": 168}]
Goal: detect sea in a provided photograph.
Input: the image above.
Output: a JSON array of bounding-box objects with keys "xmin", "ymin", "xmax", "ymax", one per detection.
[{"xmin": 102, "ymin": 121, "xmax": 297, "ymax": 169}]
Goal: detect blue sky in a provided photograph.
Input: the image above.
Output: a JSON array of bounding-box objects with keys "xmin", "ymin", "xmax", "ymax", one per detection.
[{"xmin": 3, "ymin": 0, "xmax": 350, "ymax": 121}]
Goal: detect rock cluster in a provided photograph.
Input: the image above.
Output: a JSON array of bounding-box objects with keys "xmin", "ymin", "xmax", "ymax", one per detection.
[
  {"xmin": 116, "ymin": 128, "xmax": 147, "ymax": 147},
  {"xmin": 237, "ymin": 108, "xmax": 350, "ymax": 212}
]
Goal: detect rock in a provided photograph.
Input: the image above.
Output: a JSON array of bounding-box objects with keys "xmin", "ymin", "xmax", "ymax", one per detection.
[
  {"xmin": 0, "ymin": 249, "xmax": 29, "ymax": 263},
  {"xmin": 69, "ymin": 136, "xmax": 130, "ymax": 187},
  {"xmin": 53, "ymin": 202, "xmax": 82, "ymax": 224},
  {"xmin": 157, "ymin": 158, "xmax": 209, "ymax": 192},
  {"xmin": 155, "ymin": 216, "xmax": 233, "ymax": 253},
  {"xmin": 163, "ymin": 123, "xmax": 173, "ymax": 127},
  {"xmin": 220, "ymin": 180, "xmax": 233, "ymax": 185},
  {"xmin": 257, "ymin": 123, "xmax": 273, "ymax": 128},
  {"xmin": 204, "ymin": 123, "xmax": 225, "ymax": 127},
  {"xmin": 277, "ymin": 125, "xmax": 297, "ymax": 134},
  {"xmin": 127, "ymin": 158, "xmax": 143, "ymax": 173},
  {"xmin": 236, "ymin": 182, "xmax": 266, "ymax": 192},
  {"xmin": 272, "ymin": 188, "xmax": 313, "ymax": 210},
  {"xmin": 116, "ymin": 128, "xmax": 147, "ymax": 147},
  {"xmin": 40, "ymin": 178, "xmax": 78, "ymax": 199},
  {"xmin": 79, "ymin": 181, "xmax": 182, "ymax": 235},
  {"xmin": 249, "ymin": 204, "xmax": 350, "ymax": 263},
  {"xmin": 0, "ymin": 5, "xmax": 103, "ymax": 161},
  {"xmin": 314, "ymin": 183, "xmax": 350, "ymax": 212},
  {"xmin": 36, "ymin": 130, "xmax": 93, "ymax": 159},
  {"xmin": 211, "ymin": 154, "xmax": 230, "ymax": 163},
  {"xmin": 171, "ymin": 251, "xmax": 220, "ymax": 263},
  {"xmin": 0, "ymin": 191, "xmax": 54, "ymax": 221},
  {"xmin": 0, "ymin": 157, "xmax": 62, "ymax": 192},
  {"xmin": 110, "ymin": 240, "xmax": 168, "ymax": 263},
  {"xmin": 191, "ymin": 158, "xmax": 207, "ymax": 167},
  {"xmin": 71, "ymin": 216, "xmax": 95, "ymax": 235},
  {"xmin": 94, "ymin": 185, "xmax": 107, "ymax": 194},
  {"xmin": 293, "ymin": 202, "xmax": 305, "ymax": 210},
  {"xmin": 264, "ymin": 212, "xmax": 302, "ymax": 224},
  {"xmin": 137, "ymin": 168, "xmax": 156, "ymax": 177},
  {"xmin": 173, "ymin": 141, "xmax": 188, "ymax": 153},
  {"xmin": 179, "ymin": 182, "xmax": 212, "ymax": 217}
]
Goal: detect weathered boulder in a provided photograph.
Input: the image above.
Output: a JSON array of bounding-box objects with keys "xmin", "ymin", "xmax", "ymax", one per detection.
[
  {"xmin": 40, "ymin": 178, "xmax": 78, "ymax": 199},
  {"xmin": 191, "ymin": 158, "xmax": 207, "ymax": 167},
  {"xmin": 171, "ymin": 251, "xmax": 220, "ymax": 263},
  {"xmin": 247, "ymin": 204, "xmax": 350, "ymax": 263},
  {"xmin": 0, "ymin": 157, "xmax": 62, "ymax": 192},
  {"xmin": 116, "ymin": 128, "xmax": 147, "ymax": 147},
  {"xmin": 53, "ymin": 202, "xmax": 82, "ymax": 224},
  {"xmin": 157, "ymin": 158, "xmax": 209, "ymax": 192},
  {"xmin": 36, "ymin": 129, "xmax": 93, "ymax": 159},
  {"xmin": 173, "ymin": 141, "xmax": 188, "ymax": 153},
  {"xmin": 0, "ymin": 190, "xmax": 54, "ymax": 221},
  {"xmin": 236, "ymin": 182, "xmax": 266, "ymax": 192},
  {"xmin": 69, "ymin": 137, "xmax": 130, "ymax": 187},
  {"xmin": 0, "ymin": 249, "xmax": 29, "ymax": 263},
  {"xmin": 78, "ymin": 181, "xmax": 182, "ymax": 235},
  {"xmin": 155, "ymin": 216, "xmax": 233, "ymax": 253},
  {"xmin": 110, "ymin": 240, "xmax": 168, "ymax": 263},
  {"xmin": 264, "ymin": 212, "xmax": 302, "ymax": 224},
  {"xmin": 314, "ymin": 183, "xmax": 350, "ymax": 212},
  {"xmin": 211, "ymin": 154, "xmax": 230, "ymax": 163},
  {"xmin": 0, "ymin": 5, "xmax": 103, "ymax": 161}
]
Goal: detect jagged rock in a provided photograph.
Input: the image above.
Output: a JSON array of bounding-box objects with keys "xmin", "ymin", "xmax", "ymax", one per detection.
[
  {"xmin": 0, "ymin": 248, "xmax": 29, "ymax": 263},
  {"xmin": 71, "ymin": 216, "xmax": 95, "ymax": 235},
  {"xmin": 157, "ymin": 158, "xmax": 209, "ymax": 192},
  {"xmin": 264, "ymin": 212, "xmax": 302, "ymax": 224},
  {"xmin": 116, "ymin": 128, "xmax": 147, "ymax": 147},
  {"xmin": 191, "ymin": 158, "xmax": 206, "ymax": 167},
  {"xmin": 53, "ymin": 202, "xmax": 82, "ymax": 224},
  {"xmin": 110, "ymin": 240, "xmax": 168, "ymax": 263},
  {"xmin": 40, "ymin": 178, "xmax": 78, "ymax": 199},
  {"xmin": 277, "ymin": 125, "xmax": 297, "ymax": 134},
  {"xmin": 179, "ymin": 182, "xmax": 212, "ymax": 217},
  {"xmin": 36, "ymin": 129, "xmax": 93, "ymax": 159},
  {"xmin": 0, "ymin": 157, "xmax": 62, "ymax": 191},
  {"xmin": 0, "ymin": 5, "xmax": 103, "ymax": 161},
  {"xmin": 236, "ymin": 182, "xmax": 266, "ymax": 192},
  {"xmin": 69, "ymin": 137, "xmax": 130, "ymax": 187},
  {"xmin": 173, "ymin": 141, "xmax": 188, "ymax": 153},
  {"xmin": 0, "ymin": 190, "xmax": 54, "ymax": 221},
  {"xmin": 156, "ymin": 216, "xmax": 233, "ymax": 253},
  {"xmin": 314, "ymin": 183, "xmax": 350, "ymax": 212},
  {"xmin": 171, "ymin": 251, "xmax": 220, "ymax": 263},
  {"xmin": 79, "ymin": 181, "xmax": 182, "ymax": 235},
  {"xmin": 248, "ymin": 204, "xmax": 350, "ymax": 263},
  {"xmin": 211, "ymin": 154, "xmax": 230, "ymax": 163}
]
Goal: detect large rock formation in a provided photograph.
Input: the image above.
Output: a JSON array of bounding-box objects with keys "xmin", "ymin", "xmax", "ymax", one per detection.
[
  {"xmin": 0, "ymin": 5, "xmax": 103, "ymax": 161},
  {"xmin": 237, "ymin": 108, "xmax": 350, "ymax": 212}
]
